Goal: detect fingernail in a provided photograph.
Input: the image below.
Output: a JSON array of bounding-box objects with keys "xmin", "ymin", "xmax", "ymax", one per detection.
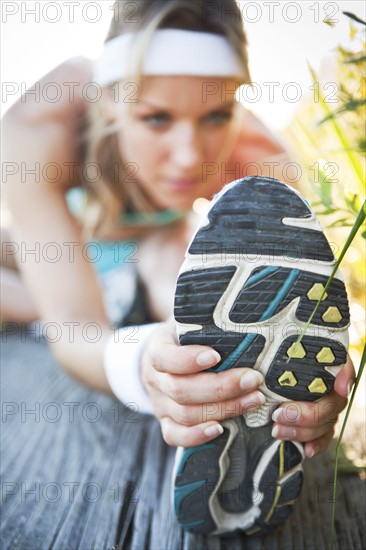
[
  {"xmin": 271, "ymin": 424, "xmax": 280, "ymax": 439},
  {"xmin": 272, "ymin": 408, "xmax": 282, "ymax": 423},
  {"xmin": 239, "ymin": 370, "xmax": 264, "ymax": 390},
  {"xmin": 241, "ymin": 391, "xmax": 266, "ymax": 409},
  {"xmin": 197, "ymin": 350, "xmax": 221, "ymax": 368},
  {"xmin": 306, "ymin": 444, "xmax": 319, "ymax": 457},
  {"xmin": 305, "ymin": 447, "xmax": 315, "ymax": 459},
  {"xmin": 204, "ymin": 423, "xmax": 224, "ymax": 438},
  {"xmin": 347, "ymin": 380, "xmax": 354, "ymax": 397},
  {"xmin": 271, "ymin": 425, "xmax": 297, "ymax": 440}
]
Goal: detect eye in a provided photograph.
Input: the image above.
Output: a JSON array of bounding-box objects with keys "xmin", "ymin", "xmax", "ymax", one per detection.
[
  {"xmin": 203, "ymin": 110, "xmax": 233, "ymax": 126},
  {"xmin": 142, "ymin": 113, "xmax": 171, "ymax": 129}
]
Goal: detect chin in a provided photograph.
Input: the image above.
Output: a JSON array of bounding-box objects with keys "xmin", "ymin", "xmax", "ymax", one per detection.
[
  {"xmin": 153, "ymin": 191, "xmax": 198, "ymax": 211},
  {"xmin": 151, "ymin": 181, "xmax": 223, "ymax": 211},
  {"xmin": 162, "ymin": 198, "xmax": 195, "ymax": 211}
]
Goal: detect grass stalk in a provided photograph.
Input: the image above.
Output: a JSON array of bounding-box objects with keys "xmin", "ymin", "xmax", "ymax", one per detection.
[
  {"xmin": 308, "ymin": 65, "xmax": 366, "ymax": 194},
  {"xmin": 330, "ymin": 344, "xmax": 366, "ymax": 549},
  {"xmin": 287, "ymin": 199, "xmax": 365, "ymax": 359}
]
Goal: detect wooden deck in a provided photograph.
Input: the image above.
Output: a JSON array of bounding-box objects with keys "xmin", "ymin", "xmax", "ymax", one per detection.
[{"xmin": 1, "ymin": 331, "xmax": 365, "ymax": 550}]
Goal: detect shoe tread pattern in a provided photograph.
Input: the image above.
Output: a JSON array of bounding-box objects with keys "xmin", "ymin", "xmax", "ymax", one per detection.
[
  {"xmin": 174, "ymin": 431, "xmax": 230, "ymax": 533},
  {"xmin": 266, "ymin": 335, "xmax": 347, "ymax": 400},
  {"xmin": 188, "ymin": 177, "xmax": 334, "ymax": 262},
  {"xmin": 230, "ymin": 266, "xmax": 349, "ymax": 328},
  {"xmin": 180, "ymin": 328, "xmax": 266, "ymax": 370},
  {"xmin": 175, "ymin": 267, "xmax": 236, "ymax": 324}
]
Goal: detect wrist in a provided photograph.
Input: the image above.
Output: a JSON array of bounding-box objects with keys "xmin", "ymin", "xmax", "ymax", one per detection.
[{"xmin": 103, "ymin": 323, "xmax": 159, "ymax": 415}]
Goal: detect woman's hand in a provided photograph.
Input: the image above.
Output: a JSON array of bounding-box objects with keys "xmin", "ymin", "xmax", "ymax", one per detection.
[
  {"xmin": 271, "ymin": 355, "xmax": 355, "ymax": 458},
  {"xmin": 141, "ymin": 320, "xmax": 355, "ymax": 454},
  {"xmin": 141, "ymin": 319, "xmax": 265, "ymax": 447}
]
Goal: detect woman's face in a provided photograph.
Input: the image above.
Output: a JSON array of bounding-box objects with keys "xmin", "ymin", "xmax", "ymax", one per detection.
[{"xmin": 108, "ymin": 76, "xmax": 241, "ymax": 210}]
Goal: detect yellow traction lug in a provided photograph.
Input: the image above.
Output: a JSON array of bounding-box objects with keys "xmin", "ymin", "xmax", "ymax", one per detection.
[
  {"xmin": 278, "ymin": 371, "xmax": 298, "ymax": 387},
  {"xmin": 322, "ymin": 306, "xmax": 342, "ymax": 323},
  {"xmin": 316, "ymin": 347, "xmax": 335, "ymax": 363},
  {"xmin": 287, "ymin": 342, "xmax": 306, "ymax": 359},
  {"xmin": 308, "ymin": 377, "xmax": 327, "ymax": 394},
  {"xmin": 307, "ymin": 283, "xmax": 328, "ymax": 301}
]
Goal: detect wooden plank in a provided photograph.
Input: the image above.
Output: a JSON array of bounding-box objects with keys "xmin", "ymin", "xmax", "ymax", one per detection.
[{"xmin": 1, "ymin": 332, "xmax": 365, "ymax": 549}]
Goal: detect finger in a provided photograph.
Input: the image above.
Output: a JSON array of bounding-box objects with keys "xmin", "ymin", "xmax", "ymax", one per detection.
[
  {"xmin": 271, "ymin": 392, "xmax": 347, "ymax": 428},
  {"xmin": 158, "ymin": 368, "xmax": 264, "ymax": 405},
  {"xmin": 271, "ymin": 422, "xmax": 331, "ymax": 443},
  {"xmin": 334, "ymin": 354, "xmax": 356, "ymax": 398},
  {"xmin": 160, "ymin": 416, "xmax": 224, "ymax": 447},
  {"xmin": 148, "ymin": 336, "xmax": 222, "ymax": 375},
  {"xmin": 165, "ymin": 391, "xmax": 266, "ymax": 426},
  {"xmin": 304, "ymin": 429, "xmax": 335, "ymax": 458},
  {"xmin": 147, "ymin": 321, "xmax": 221, "ymax": 374}
]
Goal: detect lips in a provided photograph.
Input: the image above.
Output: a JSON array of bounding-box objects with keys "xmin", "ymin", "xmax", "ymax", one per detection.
[{"xmin": 164, "ymin": 178, "xmax": 199, "ymax": 191}]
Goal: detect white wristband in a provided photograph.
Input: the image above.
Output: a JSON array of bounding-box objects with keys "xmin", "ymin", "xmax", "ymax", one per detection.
[{"xmin": 103, "ymin": 323, "xmax": 159, "ymax": 415}]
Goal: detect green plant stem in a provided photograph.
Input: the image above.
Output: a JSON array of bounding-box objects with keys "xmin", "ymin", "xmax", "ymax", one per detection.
[
  {"xmin": 309, "ymin": 65, "xmax": 366, "ymax": 194},
  {"xmin": 288, "ymin": 199, "xmax": 366, "ymax": 358},
  {"xmin": 330, "ymin": 344, "xmax": 366, "ymax": 550},
  {"xmin": 293, "ymin": 116, "xmax": 321, "ymax": 153}
]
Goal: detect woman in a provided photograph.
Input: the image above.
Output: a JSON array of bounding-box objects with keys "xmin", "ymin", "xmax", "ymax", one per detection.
[{"xmin": 2, "ymin": 0, "xmax": 353, "ymax": 536}]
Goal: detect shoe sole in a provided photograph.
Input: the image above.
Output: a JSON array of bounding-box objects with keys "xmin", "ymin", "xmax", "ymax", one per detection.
[{"xmin": 172, "ymin": 176, "xmax": 349, "ymax": 535}]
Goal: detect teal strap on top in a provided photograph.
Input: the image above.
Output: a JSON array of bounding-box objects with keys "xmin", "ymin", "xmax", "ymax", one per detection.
[
  {"xmin": 121, "ymin": 209, "xmax": 184, "ymax": 226},
  {"xmin": 66, "ymin": 187, "xmax": 87, "ymax": 217},
  {"xmin": 85, "ymin": 240, "xmax": 139, "ymax": 275},
  {"xmin": 65, "ymin": 187, "xmax": 184, "ymax": 227},
  {"xmin": 66, "ymin": 187, "xmax": 184, "ymax": 275}
]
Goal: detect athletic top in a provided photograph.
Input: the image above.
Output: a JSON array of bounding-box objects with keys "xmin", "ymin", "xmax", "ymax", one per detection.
[{"xmin": 66, "ymin": 188, "xmax": 163, "ymax": 325}]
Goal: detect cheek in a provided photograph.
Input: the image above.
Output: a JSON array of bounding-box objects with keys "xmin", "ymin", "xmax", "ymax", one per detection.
[
  {"xmin": 169, "ymin": 129, "xmax": 226, "ymax": 167},
  {"xmin": 202, "ymin": 128, "xmax": 232, "ymax": 161},
  {"xmin": 117, "ymin": 125, "xmax": 165, "ymax": 170}
]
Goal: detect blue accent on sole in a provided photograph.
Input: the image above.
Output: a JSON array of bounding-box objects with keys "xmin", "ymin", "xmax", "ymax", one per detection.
[
  {"xmin": 243, "ymin": 266, "xmax": 280, "ymax": 289},
  {"xmin": 174, "ymin": 480, "xmax": 206, "ymax": 516},
  {"xmin": 259, "ymin": 269, "xmax": 300, "ymax": 320},
  {"xmin": 215, "ymin": 269, "xmax": 300, "ymax": 372},
  {"xmin": 177, "ymin": 444, "xmax": 216, "ymax": 476},
  {"xmin": 215, "ymin": 333, "xmax": 258, "ymax": 372},
  {"xmin": 180, "ymin": 518, "xmax": 205, "ymax": 530}
]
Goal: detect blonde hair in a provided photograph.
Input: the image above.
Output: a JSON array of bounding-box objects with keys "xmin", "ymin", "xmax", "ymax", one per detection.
[{"xmin": 81, "ymin": 0, "xmax": 251, "ymax": 238}]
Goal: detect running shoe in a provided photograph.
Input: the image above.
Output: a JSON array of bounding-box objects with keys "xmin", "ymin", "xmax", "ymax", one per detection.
[{"xmin": 172, "ymin": 176, "xmax": 349, "ymax": 535}]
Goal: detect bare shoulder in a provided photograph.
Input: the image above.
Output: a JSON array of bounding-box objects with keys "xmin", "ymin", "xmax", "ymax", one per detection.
[
  {"xmin": 4, "ymin": 56, "xmax": 93, "ymax": 125},
  {"xmin": 227, "ymin": 106, "xmax": 287, "ymax": 163},
  {"xmin": 2, "ymin": 57, "xmax": 93, "ymax": 191}
]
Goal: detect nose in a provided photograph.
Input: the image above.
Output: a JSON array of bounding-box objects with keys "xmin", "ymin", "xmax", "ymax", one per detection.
[{"xmin": 170, "ymin": 122, "xmax": 201, "ymax": 170}]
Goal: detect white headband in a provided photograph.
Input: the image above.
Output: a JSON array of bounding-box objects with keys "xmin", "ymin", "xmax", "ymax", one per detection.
[{"xmin": 93, "ymin": 29, "xmax": 244, "ymax": 86}]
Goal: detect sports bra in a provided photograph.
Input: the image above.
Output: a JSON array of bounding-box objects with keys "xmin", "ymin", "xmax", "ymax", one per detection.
[{"xmin": 65, "ymin": 187, "xmax": 164, "ymax": 325}]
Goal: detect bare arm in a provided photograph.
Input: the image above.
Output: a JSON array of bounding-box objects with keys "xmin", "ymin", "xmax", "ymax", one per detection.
[
  {"xmin": 228, "ymin": 107, "xmax": 301, "ymax": 187},
  {"xmin": 2, "ymin": 58, "xmax": 113, "ymax": 394}
]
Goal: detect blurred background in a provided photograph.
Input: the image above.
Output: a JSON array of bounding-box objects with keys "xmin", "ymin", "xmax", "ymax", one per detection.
[
  {"xmin": 1, "ymin": 0, "xmax": 365, "ymax": 466},
  {"xmin": 1, "ymin": 0, "xmax": 364, "ymax": 127}
]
